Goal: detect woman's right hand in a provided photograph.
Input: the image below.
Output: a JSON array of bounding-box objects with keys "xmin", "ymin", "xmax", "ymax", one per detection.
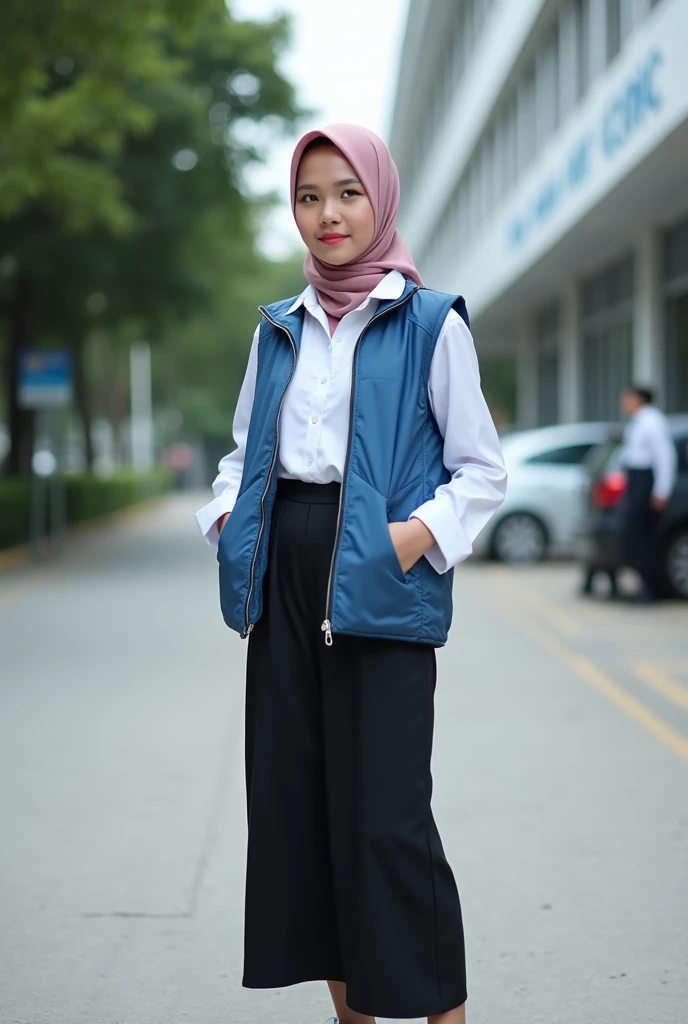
[{"xmin": 217, "ymin": 513, "xmax": 230, "ymax": 535}]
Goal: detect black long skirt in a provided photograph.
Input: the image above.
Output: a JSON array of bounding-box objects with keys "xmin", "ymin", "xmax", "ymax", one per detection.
[{"xmin": 242, "ymin": 479, "xmax": 467, "ymax": 1019}]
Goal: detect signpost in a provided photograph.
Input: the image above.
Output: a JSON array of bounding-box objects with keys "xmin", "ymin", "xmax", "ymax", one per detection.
[
  {"xmin": 18, "ymin": 351, "xmax": 73, "ymax": 410},
  {"xmin": 18, "ymin": 350, "xmax": 73, "ymax": 557}
]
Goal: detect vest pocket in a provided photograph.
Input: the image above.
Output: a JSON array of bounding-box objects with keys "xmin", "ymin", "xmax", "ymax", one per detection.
[
  {"xmin": 349, "ymin": 475, "xmax": 408, "ymax": 584},
  {"xmin": 381, "ymin": 514, "xmax": 407, "ymax": 584}
]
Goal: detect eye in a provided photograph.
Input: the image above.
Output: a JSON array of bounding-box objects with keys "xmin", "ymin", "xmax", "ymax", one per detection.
[
  {"xmin": 342, "ymin": 188, "xmax": 362, "ymax": 198},
  {"xmin": 299, "ymin": 193, "xmax": 318, "ymax": 203}
]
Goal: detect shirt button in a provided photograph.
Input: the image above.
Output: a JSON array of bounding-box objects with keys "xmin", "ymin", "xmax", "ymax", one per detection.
[
  {"xmin": 306, "ymin": 458, "xmax": 313, "ymax": 467},
  {"xmin": 321, "ymin": 376, "xmax": 328, "ymax": 385},
  {"xmin": 311, "ymin": 415, "xmax": 319, "ymax": 425}
]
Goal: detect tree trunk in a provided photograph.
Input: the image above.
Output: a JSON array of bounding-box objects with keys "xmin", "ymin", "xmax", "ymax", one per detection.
[
  {"xmin": 6, "ymin": 271, "xmax": 36, "ymax": 476},
  {"xmin": 73, "ymin": 336, "xmax": 95, "ymax": 471}
]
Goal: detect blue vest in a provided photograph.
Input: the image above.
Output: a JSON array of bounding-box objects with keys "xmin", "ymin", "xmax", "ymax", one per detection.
[{"xmin": 217, "ymin": 280, "xmax": 468, "ymax": 647}]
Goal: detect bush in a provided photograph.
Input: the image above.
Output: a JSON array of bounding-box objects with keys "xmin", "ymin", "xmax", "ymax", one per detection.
[
  {"xmin": 0, "ymin": 478, "xmax": 31, "ymax": 550},
  {"xmin": 0, "ymin": 468, "xmax": 173, "ymax": 550}
]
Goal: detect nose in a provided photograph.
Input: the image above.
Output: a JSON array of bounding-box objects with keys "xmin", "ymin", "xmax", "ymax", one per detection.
[{"xmin": 319, "ymin": 197, "xmax": 342, "ymax": 224}]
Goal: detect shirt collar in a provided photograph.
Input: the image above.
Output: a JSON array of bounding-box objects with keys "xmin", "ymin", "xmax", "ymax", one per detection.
[{"xmin": 285, "ymin": 269, "xmax": 406, "ymax": 316}]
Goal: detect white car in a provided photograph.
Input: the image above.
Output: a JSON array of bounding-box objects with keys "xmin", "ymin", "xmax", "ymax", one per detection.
[{"xmin": 473, "ymin": 422, "xmax": 613, "ymax": 563}]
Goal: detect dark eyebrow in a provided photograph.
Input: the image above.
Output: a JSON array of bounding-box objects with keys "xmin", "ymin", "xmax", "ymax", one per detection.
[{"xmin": 296, "ymin": 177, "xmax": 362, "ymax": 192}]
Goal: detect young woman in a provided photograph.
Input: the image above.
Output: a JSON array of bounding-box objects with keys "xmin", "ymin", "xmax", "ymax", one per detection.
[{"xmin": 196, "ymin": 124, "xmax": 507, "ymax": 1024}]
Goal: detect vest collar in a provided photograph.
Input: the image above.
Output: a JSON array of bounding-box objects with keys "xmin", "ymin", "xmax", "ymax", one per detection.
[{"xmin": 260, "ymin": 274, "xmax": 419, "ymax": 336}]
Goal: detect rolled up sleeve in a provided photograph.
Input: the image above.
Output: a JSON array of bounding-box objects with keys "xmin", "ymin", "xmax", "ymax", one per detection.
[{"xmin": 410, "ymin": 309, "xmax": 507, "ymax": 574}]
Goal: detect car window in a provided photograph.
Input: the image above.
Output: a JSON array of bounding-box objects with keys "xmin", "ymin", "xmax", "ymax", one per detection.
[
  {"xmin": 584, "ymin": 439, "xmax": 621, "ymax": 475},
  {"xmin": 524, "ymin": 443, "xmax": 597, "ymax": 466}
]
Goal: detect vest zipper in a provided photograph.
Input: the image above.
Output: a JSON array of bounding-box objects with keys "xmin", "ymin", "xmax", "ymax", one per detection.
[
  {"xmin": 243, "ymin": 308, "xmax": 297, "ymax": 638},
  {"xmin": 321, "ymin": 287, "xmax": 419, "ymax": 646}
]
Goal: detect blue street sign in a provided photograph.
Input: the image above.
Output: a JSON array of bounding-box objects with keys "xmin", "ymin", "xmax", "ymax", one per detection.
[{"xmin": 18, "ymin": 350, "xmax": 73, "ymax": 409}]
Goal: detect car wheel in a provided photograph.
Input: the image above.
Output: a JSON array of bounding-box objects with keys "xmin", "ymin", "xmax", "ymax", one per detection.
[
  {"xmin": 661, "ymin": 526, "xmax": 688, "ymax": 599},
  {"xmin": 491, "ymin": 513, "xmax": 548, "ymax": 564}
]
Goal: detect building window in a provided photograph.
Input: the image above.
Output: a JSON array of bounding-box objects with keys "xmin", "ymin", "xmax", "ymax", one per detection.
[
  {"xmin": 505, "ymin": 94, "xmax": 518, "ymax": 189},
  {"xmin": 663, "ymin": 216, "xmax": 688, "ymax": 413},
  {"xmin": 525, "ymin": 443, "xmax": 597, "ymax": 465},
  {"xmin": 536, "ymin": 22, "xmax": 560, "ymax": 149},
  {"xmin": 497, "ymin": 108, "xmax": 507, "ymax": 199},
  {"xmin": 535, "ymin": 304, "xmax": 560, "ymax": 426},
  {"xmin": 582, "ymin": 256, "xmax": 634, "ymax": 420},
  {"xmin": 482, "ymin": 127, "xmax": 492, "ymax": 216},
  {"xmin": 606, "ymin": 0, "xmax": 622, "ymax": 62},
  {"xmin": 606, "ymin": 0, "xmax": 634, "ymax": 64},
  {"xmin": 518, "ymin": 64, "xmax": 536, "ymax": 173},
  {"xmin": 574, "ymin": 0, "xmax": 591, "ymax": 100}
]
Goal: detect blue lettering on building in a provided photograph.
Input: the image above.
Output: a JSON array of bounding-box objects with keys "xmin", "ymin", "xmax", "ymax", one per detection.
[
  {"xmin": 508, "ymin": 49, "xmax": 663, "ymax": 251},
  {"xmin": 602, "ymin": 48, "xmax": 662, "ymax": 156}
]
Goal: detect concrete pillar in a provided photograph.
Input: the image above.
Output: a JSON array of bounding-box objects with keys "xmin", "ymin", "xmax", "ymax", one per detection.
[
  {"xmin": 557, "ymin": 282, "xmax": 582, "ymax": 422},
  {"xmin": 633, "ymin": 226, "xmax": 663, "ymax": 393},
  {"xmin": 516, "ymin": 317, "xmax": 538, "ymax": 429}
]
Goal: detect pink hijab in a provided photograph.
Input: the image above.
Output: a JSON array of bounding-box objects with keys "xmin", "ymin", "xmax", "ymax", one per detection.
[{"xmin": 290, "ymin": 123, "xmax": 423, "ymax": 321}]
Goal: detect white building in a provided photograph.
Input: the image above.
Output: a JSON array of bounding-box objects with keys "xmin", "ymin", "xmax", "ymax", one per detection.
[{"xmin": 390, "ymin": 0, "xmax": 688, "ymax": 425}]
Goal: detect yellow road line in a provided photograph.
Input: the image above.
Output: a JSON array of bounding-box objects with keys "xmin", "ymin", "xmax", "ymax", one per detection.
[
  {"xmin": 486, "ymin": 593, "xmax": 688, "ymax": 764},
  {"xmin": 632, "ymin": 662, "xmax": 688, "ymax": 713},
  {"xmin": 494, "ymin": 566, "xmax": 585, "ymax": 638},
  {"xmin": 538, "ymin": 603, "xmax": 585, "ymax": 638}
]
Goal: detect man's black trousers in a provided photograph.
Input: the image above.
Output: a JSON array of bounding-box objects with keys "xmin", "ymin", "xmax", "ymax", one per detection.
[
  {"xmin": 621, "ymin": 467, "xmax": 658, "ymax": 592},
  {"xmin": 243, "ymin": 479, "xmax": 467, "ymax": 1019}
]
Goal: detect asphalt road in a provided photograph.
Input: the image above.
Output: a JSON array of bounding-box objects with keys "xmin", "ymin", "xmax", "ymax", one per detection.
[{"xmin": 1, "ymin": 494, "xmax": 686, "ymax": 1024}]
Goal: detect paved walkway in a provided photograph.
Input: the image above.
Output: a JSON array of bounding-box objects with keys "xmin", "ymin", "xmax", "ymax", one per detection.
[{"xmin": 1, "ymin": 494, "xmax": 686, "ymax": 1024}]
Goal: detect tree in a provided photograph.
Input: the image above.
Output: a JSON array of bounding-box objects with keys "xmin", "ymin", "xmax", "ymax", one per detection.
[
  {"xmin": 0, "ymin": 0, "xmax": 222, "ymax": 231},
  {"xmin": 0, "ymin": 1, "xmax": 302, "ymax": 474}
]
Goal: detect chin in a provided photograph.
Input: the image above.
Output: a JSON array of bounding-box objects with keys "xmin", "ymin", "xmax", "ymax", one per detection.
[{"xmin": 316, "ymin": 246, "xmax": 357, "ymax": 266}]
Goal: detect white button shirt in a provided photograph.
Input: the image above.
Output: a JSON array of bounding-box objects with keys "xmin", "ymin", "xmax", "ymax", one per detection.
[
  {"xmin": 196, "ymin": 271, "xmax": 507, "ymax": 573},
  {"xmin": 620, "ymin": 404, "xmax": 677, "ymax": 499}
]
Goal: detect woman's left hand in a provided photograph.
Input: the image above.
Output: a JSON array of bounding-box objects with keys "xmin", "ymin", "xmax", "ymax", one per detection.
[{"xmin": 388, "ymin": 519, "xmax": 436, "ymax": 573}]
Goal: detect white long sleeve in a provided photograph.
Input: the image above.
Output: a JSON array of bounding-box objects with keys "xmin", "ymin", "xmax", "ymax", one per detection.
[
  {"xmin": 647, "ymin": 412, "xmax": 677, "ymax": 499},
  {"xmin": 194, "ymin": 326, "xmax": 259, "ymax": 546},
  {"xmin": 409, "ymin": 309, "xmax": 508, "ymax": 572},
  {"xmin": 621, "ymin": 405, "xmax": 677, "ymax": 499}
]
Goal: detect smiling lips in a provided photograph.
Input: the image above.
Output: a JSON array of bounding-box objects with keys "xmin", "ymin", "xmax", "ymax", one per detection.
[{"xmin": 319, "ymin": 233, "xmax": 349, "ymax": 245}]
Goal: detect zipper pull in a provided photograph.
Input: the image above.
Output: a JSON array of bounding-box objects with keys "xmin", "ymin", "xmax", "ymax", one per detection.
[
  {"xmin": 246, "ymin": 623, "xmax": 254, "ymax": 636},
  {"xmin": 321, "ymin": 619, "xmax": 333, "ymax": 646}
]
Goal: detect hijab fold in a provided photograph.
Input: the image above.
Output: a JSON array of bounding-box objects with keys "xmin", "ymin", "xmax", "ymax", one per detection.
[{"xmin": 289, "ymin": 123, "xmax": 423, "ymax": 320}]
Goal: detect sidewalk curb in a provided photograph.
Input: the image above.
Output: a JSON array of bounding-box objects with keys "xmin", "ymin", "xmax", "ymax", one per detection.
[{"xmin": 0, "ymin": 496, "xmax": 167, "ymax": 577}]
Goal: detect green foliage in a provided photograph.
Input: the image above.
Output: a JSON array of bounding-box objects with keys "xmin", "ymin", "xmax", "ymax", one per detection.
[
  {"xmin": 0, "ymin": 476, "xmax": 30, "ymax": 548},
  {"xmin": 0, "ymin": 1, "xmax": 306, "ymax": 477},
  {"xmin": 64, "ymin": 467, "xmax": 173, "ymax": 523},
  {"xmin": 0, "ymin": 0, "xmax": 224, "ymax": 230},
  {"xmin": 0, "ymin": 468, "xmax": 173, "ymax": 549},
  {"xmin": 479, "ymin": 354, "xmax": 518, "ymax": 427}
]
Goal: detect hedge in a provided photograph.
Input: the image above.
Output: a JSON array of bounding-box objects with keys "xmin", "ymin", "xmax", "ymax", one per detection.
[{"xmin": 0, "ymin": 468, "xmax": 173, "ymax": 551}]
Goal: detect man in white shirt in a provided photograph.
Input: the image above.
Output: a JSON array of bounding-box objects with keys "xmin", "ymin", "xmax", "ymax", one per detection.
[{"xmin": 619, "ymin": 384, "xmax": 677, "ymax": 602}]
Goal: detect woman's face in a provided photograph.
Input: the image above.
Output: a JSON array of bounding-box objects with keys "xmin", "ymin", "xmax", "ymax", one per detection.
[{"xmin": 294, "ymin": 145, "xmax": 375, "ymax": 265}]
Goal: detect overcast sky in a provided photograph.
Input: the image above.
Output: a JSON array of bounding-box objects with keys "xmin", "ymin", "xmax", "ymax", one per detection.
[{"xmin": 232, "ymin": 0, "xmax": 409, "ymax": 257}]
